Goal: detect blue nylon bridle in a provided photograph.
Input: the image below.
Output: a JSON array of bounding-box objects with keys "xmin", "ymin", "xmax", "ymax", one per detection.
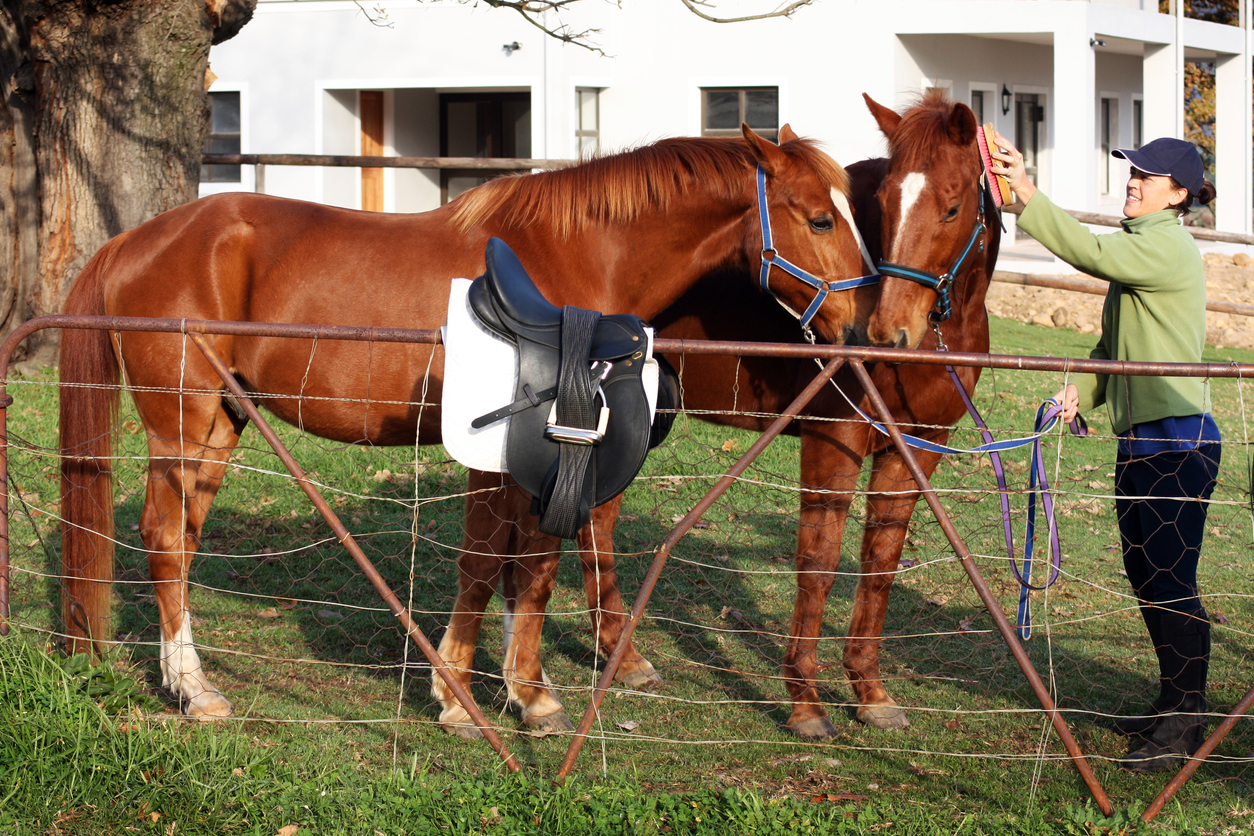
[
  {"xmin": 875, "ymin": 178, "xmax": 988, "ymax": 323},
  {"xmin": 756, "ymin": 165, "xmax": 880, "ymax": 343}
]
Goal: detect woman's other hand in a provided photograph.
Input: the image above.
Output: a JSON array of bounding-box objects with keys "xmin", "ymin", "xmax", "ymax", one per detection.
[
  {"xmin": 989, "ymin": 131, "xmax": 1037, "ymax": 205},
  {"xmin": 1051, "ymin": 383, "xmax": 1079, "ymax": 424}
]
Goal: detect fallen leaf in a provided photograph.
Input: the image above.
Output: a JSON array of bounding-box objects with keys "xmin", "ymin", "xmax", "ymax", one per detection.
[
  {"xmin": 721, "ymin": 439, "xmax": 739, "ymax": 452},
  {"xmin": 277, "ymin": 598, "xmax": 298, "ymax": 610},
  {"xmin": 1214, "ymin": 612, "xmax": 1232, "ymax": 625},
  {"xmin": 278, "ymin": 826, "xmax": 299, "ymax": 836},
  {"xmin": 925, "ymin": 595, "xmax": 949, "ymax": 607},
  {"xmin": 317, "ymin": 609, "xmax": 344, "ymax": 622},
  {"xmin": 811, "ymin": 792, "xmax": 869, "ymax": 803},
  {"xmin": 257, "ymin": 607, "xmax": 280, "ymax": 619},
  {"xmin": 957, "ymin": 615, "xmax": 976, "ymax": 631},
  {"xmin": 616, "ymin": 719, "xmax": 640, "ymax": 732},
  {"xmin": 1086, "ymin": 481, "xmax": 1107, "ymax": 490}
]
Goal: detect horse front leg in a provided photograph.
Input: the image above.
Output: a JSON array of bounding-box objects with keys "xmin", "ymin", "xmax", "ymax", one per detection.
[
  {"xmin": 501, "ymin": 511, "xmax": 571, "ymax": 733},
  {"xmin": 844, "ymin": 447, "xmax": 940, "ymax": 730},
  {"xmin": 144, "ymin": 423, "xmax": 237, "ymax": 718},
  {"xmin": 782, "ymin": 487, "xmax": 853, "ymax": 739},
  {"xmin": 577, "ymin": 498, "xmax": 662, "ymax": 691},
  {"xmin": 782, "ymin": 427, "xmax": 863, "ymax": 740},
  {"xmin": 435, "ymin": 469, "xmax": 512, "ymax": 738}
]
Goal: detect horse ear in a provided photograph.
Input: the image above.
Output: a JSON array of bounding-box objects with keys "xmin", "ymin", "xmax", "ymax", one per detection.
[
  {"xmin": 778, "ymin": 123, "xmax": 799, "ymax": 144},
  {"xmin": 742, "ymin": 122, "xmax": 784, "ymax": 175},
  {"xmin": 948, "ymin": 101, "xmax": 979, "ymax": 146},
  {"xmin": 862, "ymin": 93, "xmax": 901, "ymax": 139}
]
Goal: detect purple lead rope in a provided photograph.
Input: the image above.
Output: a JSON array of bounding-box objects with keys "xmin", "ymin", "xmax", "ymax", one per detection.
[{"xmin": 945, "ymin": 366, "xmax": 1087, "ymax": 639}]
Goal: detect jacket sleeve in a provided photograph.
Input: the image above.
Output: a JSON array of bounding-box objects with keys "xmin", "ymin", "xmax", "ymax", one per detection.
[{"xmin": 1016, "ymin": 192, "xmax": 1181, "ymax": 291}]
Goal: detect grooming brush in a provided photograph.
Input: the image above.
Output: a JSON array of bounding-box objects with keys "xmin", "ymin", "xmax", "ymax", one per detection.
[{"xmin": 976, "ymin": 122, "xmax": 1014, "ymax": 207}]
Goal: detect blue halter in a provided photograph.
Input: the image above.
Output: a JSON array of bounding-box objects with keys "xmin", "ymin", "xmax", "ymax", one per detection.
[
  {"xmin": 756, "ymin": 165, "xmax": 880, "ymax": 343},
  {"xmin": 875, "ymin": 179, "xmax": 988, "ymax": 323}
]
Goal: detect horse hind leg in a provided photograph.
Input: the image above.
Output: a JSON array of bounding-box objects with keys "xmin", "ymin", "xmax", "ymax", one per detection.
[
  {"xmin": 142, "ymin": 400, "xmax": 243, "ymax": 718},
  {"xmin": 578, "ymin": 498, "xmax": 662, "ymax": 690}
]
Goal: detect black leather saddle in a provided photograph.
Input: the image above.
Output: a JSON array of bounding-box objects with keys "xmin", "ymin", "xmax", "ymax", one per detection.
[{"xmin": 468, "ymin": 238, "xmax": 677, "ymax": 538}]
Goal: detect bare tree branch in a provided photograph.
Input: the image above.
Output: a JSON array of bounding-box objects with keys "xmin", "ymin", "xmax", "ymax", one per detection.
[{"xmin": 677, "ymin": 0, "xmax": 816, "ymax": 24}]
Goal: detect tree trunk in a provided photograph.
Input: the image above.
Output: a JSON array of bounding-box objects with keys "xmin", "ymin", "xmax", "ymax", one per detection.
[{"xmin": 0, "ymin": 0, "xmax": 255, "ymax": 367}]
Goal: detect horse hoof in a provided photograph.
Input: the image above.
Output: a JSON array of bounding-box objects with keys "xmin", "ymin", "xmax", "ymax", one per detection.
[
  {"xmin": 523, "ymin": 710, "xmax": 574, "ymax": 734},
  {"xmin": 185, "ymin": 693, "xmax": 233, "ymax": 718},
  {"xmin": 856, "ymin": 704, "xmax": 910, "ymax": 730},
  {"xmin": 615, "ymin": 663, "xmax": 663, "ymax": 691},
  {"xmin": 785, "ymin": 715, "xmax": 841, "ymax": 740},
  {"xmin": 442, "ymin": 721, "xmax": 486, "ymax": 740}
]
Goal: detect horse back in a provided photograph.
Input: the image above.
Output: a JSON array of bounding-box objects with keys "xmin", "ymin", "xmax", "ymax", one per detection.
[{"xmin": 96, "ymin": 193, "xmax": 483, "ymax": 445}]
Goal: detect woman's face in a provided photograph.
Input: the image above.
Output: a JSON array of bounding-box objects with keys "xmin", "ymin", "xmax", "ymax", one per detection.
[{"xmin": 1124, "ymin": 167, "xmax": 1189, "ymax": 219}]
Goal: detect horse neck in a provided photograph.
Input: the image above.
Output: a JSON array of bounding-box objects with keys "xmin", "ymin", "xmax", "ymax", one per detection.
[
  {"xmin": 943, "ymin": 200, "xmax": 1000, "ymax": 350},
  {"xmin": 541, "ymin": 191, "xmax": 755, "ymax": 322}
]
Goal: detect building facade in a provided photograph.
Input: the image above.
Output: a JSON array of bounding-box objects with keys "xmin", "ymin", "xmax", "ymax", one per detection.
[{"xmin": 202, "ymin": 0, "xmax": 1254, "ymax": 234}]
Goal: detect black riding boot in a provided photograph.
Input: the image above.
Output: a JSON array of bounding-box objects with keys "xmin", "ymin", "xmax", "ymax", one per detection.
[
  {"xmin": 1121, "ymin": 610, "xmax": 1210, "ymax": 773},
  {"xmin": 1112, "ymin": 605, "xmax": 1170, "ymax": 736}
]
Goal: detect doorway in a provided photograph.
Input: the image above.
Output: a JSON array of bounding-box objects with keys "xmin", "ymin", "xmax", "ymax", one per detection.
[{"xmin": 439, "ymin": 92, "xmax": 531, "ymax": 204}]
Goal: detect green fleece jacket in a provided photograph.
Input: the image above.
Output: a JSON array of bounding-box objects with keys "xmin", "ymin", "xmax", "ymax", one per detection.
[{"xmin": 1015, "ymin": 191, "xmax": 1210, "ymax": 435}]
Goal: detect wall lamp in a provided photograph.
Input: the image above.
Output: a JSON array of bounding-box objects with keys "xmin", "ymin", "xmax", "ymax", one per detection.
[
  {"xmin": 1090, "ymin": 36, "xmax": 1107, "ymax": 48},
  {"xmin": 503, "ymin": 41, "xmax": 521, "ymax": 56},
  {"xmin": 1001, "ymin": 84, "xmax": 1012, "ymax": 116}
]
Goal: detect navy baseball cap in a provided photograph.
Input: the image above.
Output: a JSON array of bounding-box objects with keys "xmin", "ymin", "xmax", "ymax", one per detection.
[{"xmin": 1112, "ymin": 137, "xmax": 1205, "ymax": 195}]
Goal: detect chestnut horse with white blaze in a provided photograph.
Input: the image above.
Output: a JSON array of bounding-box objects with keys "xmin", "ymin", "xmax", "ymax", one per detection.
[
  {"xmin": 574, "ymin": 90, "xmax": 1000, "ymax": 737},
  {"xmin": 58, "ymin": 125, "xmax": 871, "ymax": 726}
]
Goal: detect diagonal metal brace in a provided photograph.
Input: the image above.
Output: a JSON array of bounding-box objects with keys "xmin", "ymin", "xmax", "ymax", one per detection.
[
  {"xmin": 847, "ymin": 359, "xmax": 1112, "ymax": 816},
  {"xmin": 188, "ymin": 332, "xmax": 520, "ymax": 772}
]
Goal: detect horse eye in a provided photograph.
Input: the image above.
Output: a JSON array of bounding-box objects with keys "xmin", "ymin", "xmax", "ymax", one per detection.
[
  {"xmin": 810, "ymin": 215, "xmax": 835, "ymax": 233},
  {"xmin": 943, "ymin": 205, "xmax": 960, "ymax": 222}
]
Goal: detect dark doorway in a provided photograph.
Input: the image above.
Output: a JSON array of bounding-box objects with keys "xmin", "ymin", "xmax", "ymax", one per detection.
[{"xmin": 439, "ymin": 92, "xmax": 532, "ymax": 204}]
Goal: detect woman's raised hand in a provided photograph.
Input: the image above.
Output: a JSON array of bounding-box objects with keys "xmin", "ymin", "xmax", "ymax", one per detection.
[{"xmin": 989, "ymin": 131, "xmax": 1037, "ymax": 205}]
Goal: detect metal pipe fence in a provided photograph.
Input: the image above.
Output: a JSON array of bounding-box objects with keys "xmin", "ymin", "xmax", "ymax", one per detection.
[{"xmin": 3, "ymin": 314, "xmax": 1254, "ymax": 823}]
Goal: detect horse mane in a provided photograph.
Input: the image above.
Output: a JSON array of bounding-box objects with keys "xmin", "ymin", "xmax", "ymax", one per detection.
[
  {"xmin": 887, "ymin": 89, "xmax": 979, "ymax": 172},
  {"xmin": 450, "ymin": 135, "xmax": 849, "ymax": 238}
]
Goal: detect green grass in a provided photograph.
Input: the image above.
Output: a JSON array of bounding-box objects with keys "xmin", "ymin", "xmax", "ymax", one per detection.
[{"xmin": 3, "ymin": 316, "xmax": 1254, "ymax": 833}]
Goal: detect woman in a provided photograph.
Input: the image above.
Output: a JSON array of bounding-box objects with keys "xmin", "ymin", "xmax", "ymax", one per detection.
[{"xmin": 990, "ymin": 134, "xmax": 1220, "ymax": 773}]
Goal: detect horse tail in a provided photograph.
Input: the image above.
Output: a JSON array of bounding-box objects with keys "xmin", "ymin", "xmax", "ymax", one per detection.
[{"xmin": 58, "ymin": 234, "xmax": 126, "ymax": 655}]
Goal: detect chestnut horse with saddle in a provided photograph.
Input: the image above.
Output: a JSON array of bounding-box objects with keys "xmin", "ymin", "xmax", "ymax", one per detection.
[
  {"xmin": 460, "ymin": 90, "xmax": 1001, "ymax": 738},
  {"xmin": 57, "ymin": 125, "xmax": 874, "ymax": 729}
]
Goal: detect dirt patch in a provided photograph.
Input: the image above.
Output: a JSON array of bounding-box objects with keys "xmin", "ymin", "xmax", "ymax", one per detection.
[{"xmin": 986, "ymin": 251, "xmax": 1254, "ymax": 351}]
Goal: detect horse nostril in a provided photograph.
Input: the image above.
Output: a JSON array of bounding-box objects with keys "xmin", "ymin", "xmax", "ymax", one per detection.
[{"xmin": 895, "ymin": 329, "xmax": 910, "ymax": 350}]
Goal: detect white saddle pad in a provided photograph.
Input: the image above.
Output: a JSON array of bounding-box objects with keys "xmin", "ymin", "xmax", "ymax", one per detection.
[{"xmin": 440, "ymin": 278, "xmax": 661, "ymax": 474}]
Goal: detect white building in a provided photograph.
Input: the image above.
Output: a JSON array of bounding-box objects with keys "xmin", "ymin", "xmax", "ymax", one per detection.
[{"xmin": 202, "ymin": 0, "xmax": 1253, "ymax": 237}]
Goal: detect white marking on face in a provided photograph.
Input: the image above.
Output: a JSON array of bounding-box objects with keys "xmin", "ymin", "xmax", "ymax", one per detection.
[
  {"xmin": 831, "ymin": 187, "xmax": 874, "ymax": 274},
  {"xmin": 898, "ymin": 172, "xmax": 927, "ymax": 230}
]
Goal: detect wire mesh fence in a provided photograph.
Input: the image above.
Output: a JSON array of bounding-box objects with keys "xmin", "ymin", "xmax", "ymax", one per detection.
[{"xmin": 4, "ymin": 320, "xmax": 1254, "ymax": 813}]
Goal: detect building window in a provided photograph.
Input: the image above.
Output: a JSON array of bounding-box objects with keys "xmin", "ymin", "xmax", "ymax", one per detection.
[
  {"xmin": 1132, "ymin": 99, "xmax": 1143, "ymax": 149},
  {"xmin": 201, "ymin": 91, "xmax": 241, "ymax": 183},
  {"xmin": 1100, "ymin": 97, "xmax": 1118, "ymax": 196},
  {"xmin": 970, "ymin": 90, "xmax": 985, "ymax": 125},
  {"xmin": 576, "ymin": 87, "xmax": 600, "ymax": 159},
  {"xmin": 702, "ymin": 87, "xmax": 778, "ymax": 141}
]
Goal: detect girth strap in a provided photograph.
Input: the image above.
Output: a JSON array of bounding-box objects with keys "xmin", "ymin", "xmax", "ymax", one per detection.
[{"xmin": 538, "ymin": 305, "xmax": 603, "ymax": 538}]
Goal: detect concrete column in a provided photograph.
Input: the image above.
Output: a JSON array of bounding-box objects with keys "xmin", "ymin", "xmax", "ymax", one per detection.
[
  {"xmin": 1214, "ymin": 50, "xmax": 1252, "ymax": 233},
  {"xmin": 1142, "ymin": 41, "xmax": 1179, "ymax": 141},
  {"xmin": 1051, "ymin": 25, "xmax": 1096, "ymax": 210}
]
